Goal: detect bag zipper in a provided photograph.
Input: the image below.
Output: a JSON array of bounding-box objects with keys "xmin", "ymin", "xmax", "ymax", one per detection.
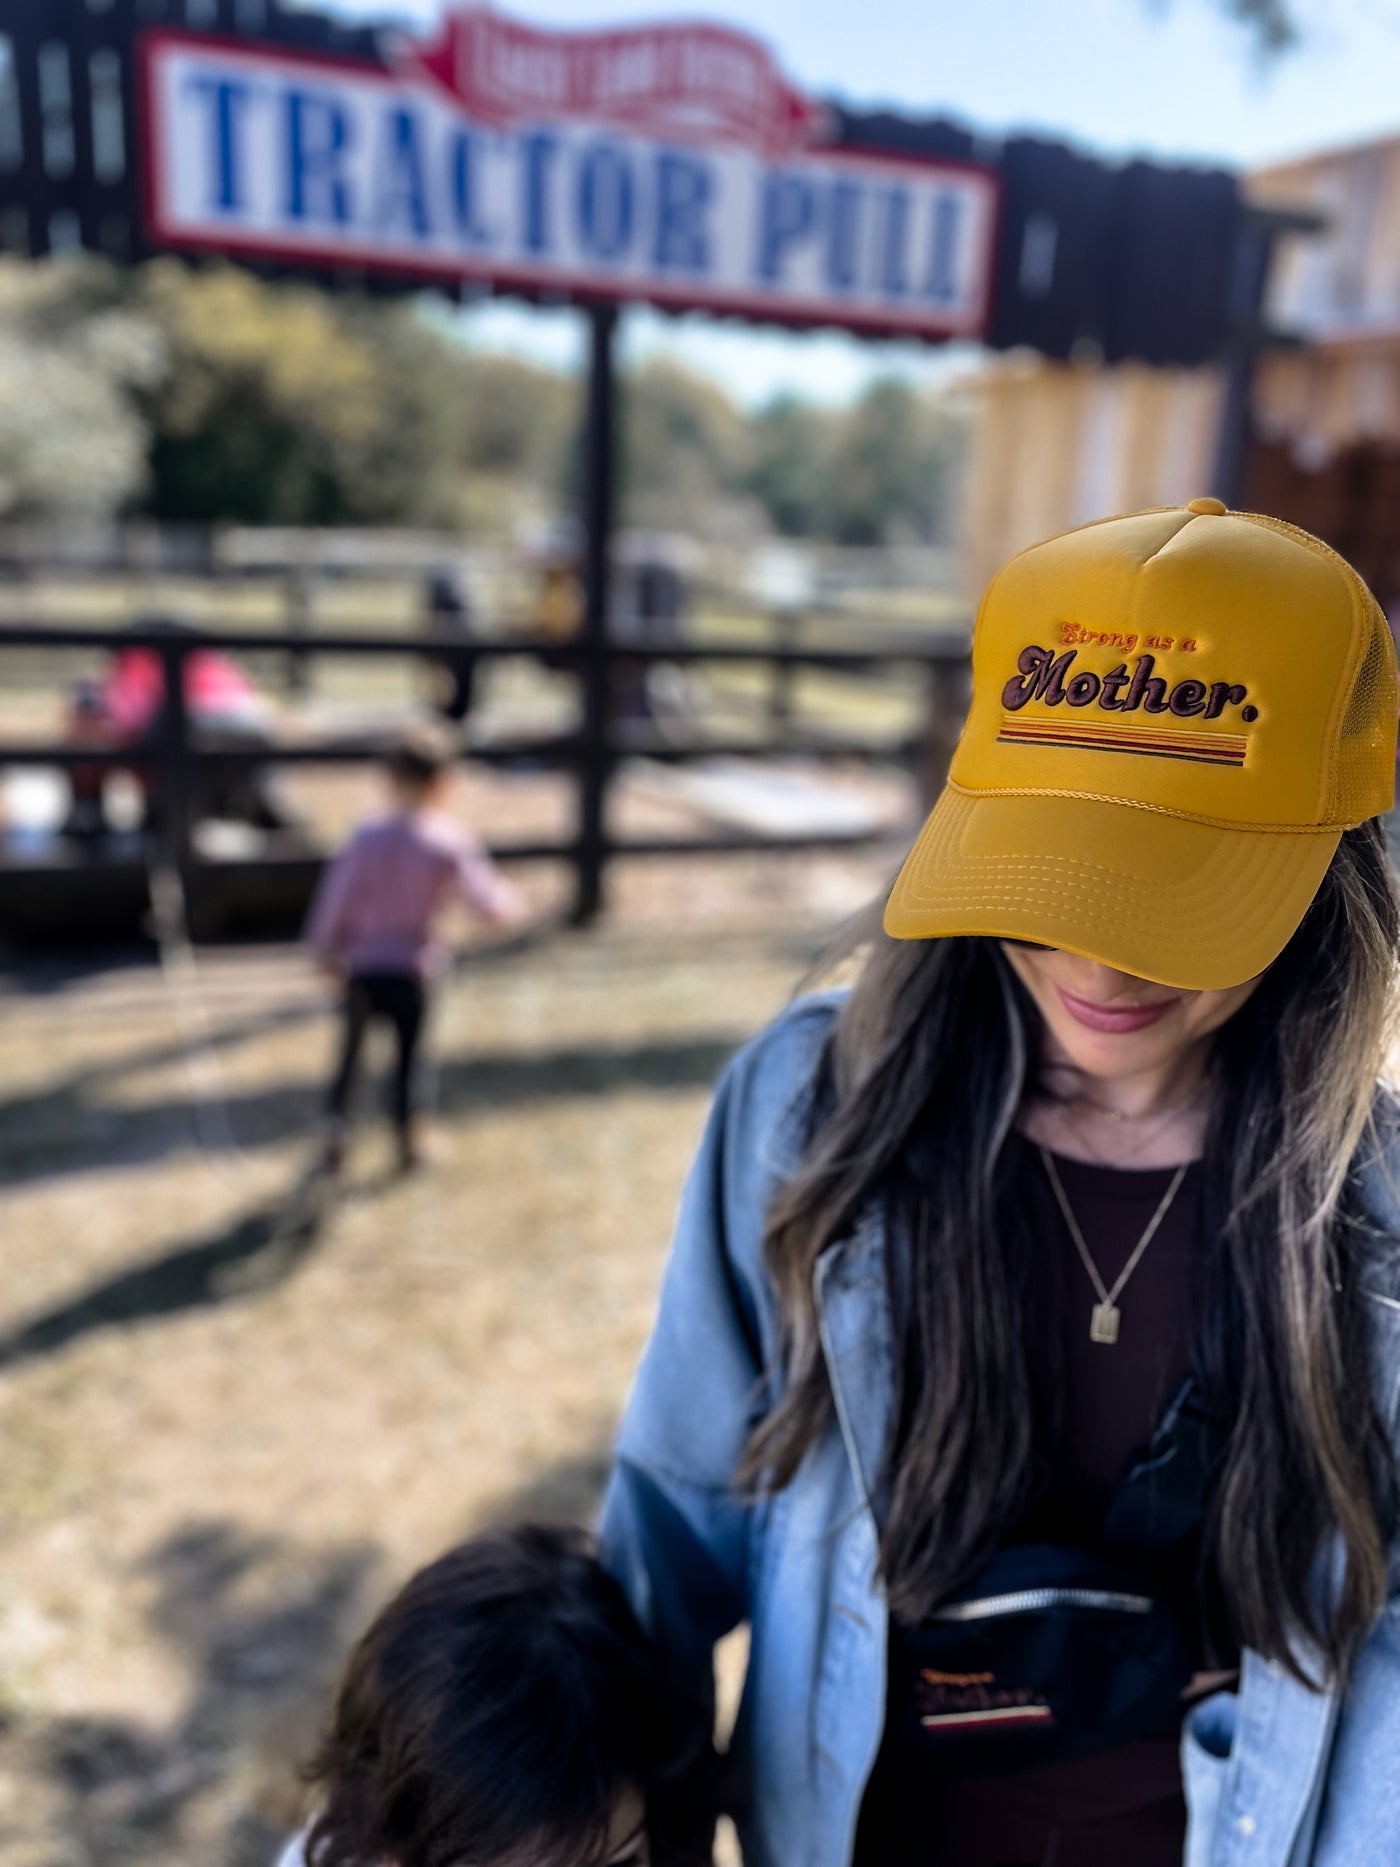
[{"xmin": 933, "ymin": 1586, "xmax": 1153, "ymax": 1622}]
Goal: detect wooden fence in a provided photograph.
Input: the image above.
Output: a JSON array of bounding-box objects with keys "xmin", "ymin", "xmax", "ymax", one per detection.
[{"xmin": 0, "ymin": 619, "xmax": 971, "ymax": 941}]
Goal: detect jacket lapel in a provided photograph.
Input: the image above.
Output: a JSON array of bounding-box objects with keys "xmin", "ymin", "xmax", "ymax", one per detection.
[{"xmin": 814, "ymin": 1211, "xmax": 896, "ymax": 1524}]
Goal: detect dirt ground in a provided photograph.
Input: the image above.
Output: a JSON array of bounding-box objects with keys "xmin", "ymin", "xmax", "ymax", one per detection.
[{"xmin": 0, "ymin": 840, "xmax": 901, "ymax": 1867}]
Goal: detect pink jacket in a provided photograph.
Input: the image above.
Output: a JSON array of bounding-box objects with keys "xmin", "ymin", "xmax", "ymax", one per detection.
[{"xmin": 305, "ymin": 812, "xmax": 514, "ymax": 980}]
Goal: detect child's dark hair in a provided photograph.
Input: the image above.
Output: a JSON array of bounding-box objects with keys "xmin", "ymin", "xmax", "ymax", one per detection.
[
  {"xmin": 384, "ymin": 722, "xmax": 456, "ymax": 792},
  {"xmin": 304, "ymin": 1524, "xmax": 714, "ymax": 1867}
]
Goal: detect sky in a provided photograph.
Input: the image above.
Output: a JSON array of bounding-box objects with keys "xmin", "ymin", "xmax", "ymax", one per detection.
[{"xmin": 316, "ymin": 0, "xmax": 1400, "ymax": 401}]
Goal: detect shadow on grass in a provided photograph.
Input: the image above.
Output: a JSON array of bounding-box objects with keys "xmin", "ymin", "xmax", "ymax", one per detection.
[
  {"xmin": 14, "ymin": 1443, "xmax": 622, "ymax": 1866},
  {"xmin": 0, "ymin": 1020, "xmax": 738, "ymax": 1369},
  {"xmin": 476, "ymin": 1442, "xmax": 615, "ymax": 1530},
  {"xmin": 0, "ymin": 1173, "xmax": 334, "ymax": 1374},
  {"xmin": 22, "ymin": 1519, "xmax": 378, "ymax": 1867},
  {"xmin": 0, "ymin": 1033, "xmax": 739, "ymax": 1192}
]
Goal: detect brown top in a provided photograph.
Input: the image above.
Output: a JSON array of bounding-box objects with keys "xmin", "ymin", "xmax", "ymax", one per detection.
[{"xmin": 854, "ymin": 1134, "xmax": 1210, "ymax": 1867}]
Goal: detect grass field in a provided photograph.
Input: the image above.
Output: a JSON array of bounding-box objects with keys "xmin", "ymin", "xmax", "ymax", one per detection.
[
  {"xmin": 0, "ymin": 558, "xmax": 942, "ymax": 1863},
  {"xmin": 0, "ymin": 841, "xmax": 898, "ymax": 1867}
]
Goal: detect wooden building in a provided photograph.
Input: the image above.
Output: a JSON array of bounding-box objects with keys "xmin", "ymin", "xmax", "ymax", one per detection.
[{"xmin": 964, "ymin": 132, "xmax": 1400, "ymax": 614}]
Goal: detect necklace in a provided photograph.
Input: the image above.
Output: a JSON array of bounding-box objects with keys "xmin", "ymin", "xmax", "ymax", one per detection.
[
  {"xmin": 1088, "ymin": 1096, "xmax": 1201, "ymax": 1125},
  {"xmin": 1038, "ymin": 1145, "xmax": 1189, "ymax": 1346},
  {"xmin": 1049, "ymin": 1082, "xmax": 1209, "ymax": 1168},
  {"xmin": 1046, "ymin": 1078, "xmax": 1208, "ymax": 1126}
]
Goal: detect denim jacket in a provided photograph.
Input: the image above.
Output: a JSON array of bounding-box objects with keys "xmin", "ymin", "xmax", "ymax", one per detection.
[{"xmin": 598, "ymin": 994, "xmax": 1400, "ymax": 1867}]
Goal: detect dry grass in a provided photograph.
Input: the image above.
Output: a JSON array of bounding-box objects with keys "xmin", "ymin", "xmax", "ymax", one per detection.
[{"xmin": 0, "ymin": 846, "xmax": 897, "ymax": 1867}]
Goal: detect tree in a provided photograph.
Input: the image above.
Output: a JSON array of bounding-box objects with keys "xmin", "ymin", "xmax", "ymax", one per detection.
[
  {"xmin": 822, "ymin": 379, "xmax": 966, "ymax": 546},
  {"xmin": 451, "ymin": 350, "xmax": 578, "ymax": 495},
  {"xmin": 1169, "ymin": 0, "xmax": 1299, "ymax": 54},
  {"xmin": 742, "ymin": 395, "xmax": 832, "ymax": 538},
  {"xmin": 740, "ymin": 380, "xmax": 966, "ymax": 547},
  {"xmin": 0, "ymin": 259, "xmax": 161, "ymax": 518},
  {"xmin": 0, "ymin": 257, "xmax": 969, "ymax": 546},
  {"xmin": 135, "ymin": 262, "xmax": 451, "ymax": 526},
  {"xmin": 620, "ymin": 356, "xmax": 748, "ymax": 531},
  {"xmin": 1221, "ymin": 0, "xmax": 1298, "ymax": 51}
]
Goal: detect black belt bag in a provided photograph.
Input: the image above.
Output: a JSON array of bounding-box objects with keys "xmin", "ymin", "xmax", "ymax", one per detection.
[
  {"xmin": 905, "ymin": 1542, "xmax": 1195, "ymax": 1778},
  {"xmin": 896, "ymin": 1380, "xmax": 1229, "ymax": 1779}
]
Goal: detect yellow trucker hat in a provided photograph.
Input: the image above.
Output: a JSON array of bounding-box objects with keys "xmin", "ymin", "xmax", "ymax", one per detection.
[{"xmin": 884, "ymin": 499, "xmax": 1398, "ymax": 989}]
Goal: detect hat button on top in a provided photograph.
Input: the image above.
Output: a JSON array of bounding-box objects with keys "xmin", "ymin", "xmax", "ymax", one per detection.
[{"xmin": 1186, "ymin": 496, "xmax": 1228, "ymax": 515}]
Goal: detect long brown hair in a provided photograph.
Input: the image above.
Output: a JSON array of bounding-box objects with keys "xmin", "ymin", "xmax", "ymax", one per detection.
[{"xmin": 740, "ymin": 820, "xmax": 1400, "ymax": 1683}]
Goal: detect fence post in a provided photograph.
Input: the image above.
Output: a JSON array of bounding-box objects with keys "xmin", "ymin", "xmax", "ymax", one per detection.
[
  {"xmin": 155, "ymin": 632, "xmax": 198, "ymax": 923},
  {"xmin": 767, "ymin": 609, "xmax": 799, "ymax": 733},
  {"xmin": 572, "ymin": 301, "xmax": 618, "ymax": 926},
  {"xmin": 286, "ymin": 562, "xmax": 314, "ymax": 700}
]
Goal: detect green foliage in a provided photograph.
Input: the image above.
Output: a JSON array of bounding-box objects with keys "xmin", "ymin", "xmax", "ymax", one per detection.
[
  {"xmin": 742, "ymin": 395, "xmax": 830, "ymax": 537},
  {"xmin": 1156, "ymin": 0, "xmax": 1300, "ymax": 54},
  {"xmin": 126, "ymin": 263, "xmax": 583, "ymax": 529},
  {"xmin": 740, "ymin": 380, "xmax": 965, "ymax": 545},
  {"xmin": 1216, "ymin": 0, "xmax": 1299, "ymax": 53},
  {"xmin": 616, "ymin": 364, "xmax": 966, "ymax": 545},
  {"xmin": 0, "ymin": 256, "xmax": 965, "ymax": 545},
  {"xmin": 824, "ymin": 378, "xmax": 964, "ymax": 546},
  {"xmin": 620, "ymin": 356, "xmax": 750, "ymax": 531},
  {"xmin": 136, "ymin": 263, "xmax": 455, "ymax": 526},
  {"xmin": 453, "ymin": 348, "xmax": 578, "ymax": 486},
  {"xmin": 1233, "ymin": 0, "xmax": 1299, "ymax": 50}
]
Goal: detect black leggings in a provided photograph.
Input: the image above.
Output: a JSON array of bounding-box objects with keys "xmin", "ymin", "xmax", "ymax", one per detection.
[{"xmin": 327, "ymin": 973, "xmax": 427, "ymax": 1133}]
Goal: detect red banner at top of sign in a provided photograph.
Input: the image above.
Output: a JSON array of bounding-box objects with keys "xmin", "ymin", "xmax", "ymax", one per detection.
[{"xmin": 395, "ymin": 8, "xmax": 827, "ymax": 154}]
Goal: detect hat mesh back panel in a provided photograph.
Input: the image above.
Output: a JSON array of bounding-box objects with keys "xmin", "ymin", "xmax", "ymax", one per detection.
[
  {"xmin": 1327, "ymin": 596, "xmax": 1397, "ymax": 825},
  {"xmin": 1242, "ymin": 511, "xmax": 1397, "ymax": 827}
]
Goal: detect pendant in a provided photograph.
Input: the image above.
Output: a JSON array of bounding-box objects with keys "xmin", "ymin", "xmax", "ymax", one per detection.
[{"xmin": 1090, "ymin": 1302, "xmax": 1121, "ymax": 1345}]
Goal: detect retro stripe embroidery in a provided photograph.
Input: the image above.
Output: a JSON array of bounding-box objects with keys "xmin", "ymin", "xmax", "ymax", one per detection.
[
  {"xmin": 919, "ymin": 1705, "xmax": 1056, "ymax": 1733},
  {"xmin": 998, "ymin": 715, "xmax": 1249, "ymax": 767}
]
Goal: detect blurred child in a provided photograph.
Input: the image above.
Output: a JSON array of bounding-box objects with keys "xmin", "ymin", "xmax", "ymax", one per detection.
[
  {"xmin": 280, "ymin": 1524, "xmax": 715, "ymax": 1867},
  {"xmin": 304, "ymin": 723, "xmax": 524, "ymax": 1172}
]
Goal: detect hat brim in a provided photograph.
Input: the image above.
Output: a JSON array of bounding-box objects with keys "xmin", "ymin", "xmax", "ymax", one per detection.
[{"xmin": 884, "ymin": 786, "xmax": 1341, "ymax": 991}]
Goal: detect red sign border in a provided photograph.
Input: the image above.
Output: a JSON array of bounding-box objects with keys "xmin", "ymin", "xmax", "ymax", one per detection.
[
  {"xmin": 138, "ymin": 29, "xmax": 1002, "ymax": 345},
  {"xmin": 393, "ymin": 9, "xmax": 829, "ymax": 154}
]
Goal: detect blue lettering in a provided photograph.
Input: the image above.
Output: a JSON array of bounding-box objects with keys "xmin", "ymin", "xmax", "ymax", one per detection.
[
  {"xmin": 924, "ymin": 191, "xmax": 962, "ymax": 303},
  {"xmin": 284, "ymin": 88, "xmax": 352, "ymax": 226},
  {"xmin": 374, "ymin": 107, "xmax": 430, "ymax": 240},
  {"xmin": 756, "ymin": 170, "xmax": 816, "ymax": 285},
  {"xmin": 521, "ymin": 129, "xmax": 560, "ymax": 255},
  {"xmin": 449, "ymin": 128, "xmax": 494, "ymax": 245},
  {"xmin": 652, "ymin": 149, "xmax": 711, "ymax": 273},
  {"xmin": 576, "ymin": 138, "xmax": 633, "ymax": 262},
  {"xmin": 185, "ymin": 73, "xmax": 256, "ymax": 214},
  {"xmin": 824, "ymin": 178, "xmax": 861, "ymax": 292},
  {"xmin": 879, "ymin": 186, "xmax": 911, "ymax": 297}
]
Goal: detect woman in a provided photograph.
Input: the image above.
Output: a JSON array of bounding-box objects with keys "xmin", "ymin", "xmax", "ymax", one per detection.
[{"xmin": 599, "ymin": 501, "xmax": 1400, "ymax": 1867}]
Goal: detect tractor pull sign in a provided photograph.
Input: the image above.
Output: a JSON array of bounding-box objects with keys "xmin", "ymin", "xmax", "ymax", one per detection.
[{"xmin": 138, "ymin": 7, "xmax": 1000, "ymax": 342}]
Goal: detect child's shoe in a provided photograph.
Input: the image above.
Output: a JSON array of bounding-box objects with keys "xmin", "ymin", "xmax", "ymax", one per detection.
[{"xmin": 314, "ymin": 1122, "xmax": 348, "ymax": 1177}]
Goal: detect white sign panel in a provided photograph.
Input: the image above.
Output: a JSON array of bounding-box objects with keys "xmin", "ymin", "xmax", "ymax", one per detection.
[{"xmin": 139, "ymin": 25, "xmax": 1000, "ymax": 340}]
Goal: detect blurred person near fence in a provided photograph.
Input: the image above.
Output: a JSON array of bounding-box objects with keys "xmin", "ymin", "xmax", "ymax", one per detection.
[
  {"xmin": 304, "ymin": 723, "xmax": 523, "ymax": 1174},
  {"xmin": 599, "ymin": 501, "xmax": 1400, "ymax": 1867},
  {"xmin": 64, "ymin": 619, "xmax": 288, "ymax": 838},
  {"xmin": 424, "ymin": 572, "xmax": 480, "ymax": 729}
]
